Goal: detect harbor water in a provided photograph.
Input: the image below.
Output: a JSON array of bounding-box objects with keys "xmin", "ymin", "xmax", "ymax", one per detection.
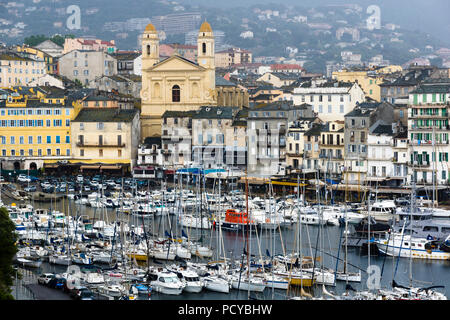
[{"xmin": 6, "ymin": 195, "xmax": 450, "ymax": 300}]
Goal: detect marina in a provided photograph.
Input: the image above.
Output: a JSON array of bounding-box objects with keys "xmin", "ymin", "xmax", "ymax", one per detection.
[{"xmin": 6, "ymin": 173, "xmax": 450, "ymax": 300}]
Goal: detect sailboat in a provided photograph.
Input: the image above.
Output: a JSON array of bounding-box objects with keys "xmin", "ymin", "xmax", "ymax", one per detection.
[
  {"xmin": 335, "ymin": 203, "xmax": 362, "ymax": 283},
  {"xmin": 231, "ymin": 173, "xmax": 266, "ymax": 293}
]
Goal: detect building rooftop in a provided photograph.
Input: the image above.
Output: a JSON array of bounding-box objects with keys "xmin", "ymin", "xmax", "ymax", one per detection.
[
  {"xmin": 192, "ymin": 106, "xmax": 238, "ymax": 119},
  {"xmin": 72, "ymin": 108, "xmax": 139, "ymax": 122}
]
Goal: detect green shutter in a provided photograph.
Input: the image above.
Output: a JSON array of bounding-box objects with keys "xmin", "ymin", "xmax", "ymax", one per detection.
[
  {"xmin": 413, "ymin": 94, "xmax": 418, "ymax": 105},
  {"xmin": 432, "ymin": 94, "xmax": 436, "ymax": 102}
]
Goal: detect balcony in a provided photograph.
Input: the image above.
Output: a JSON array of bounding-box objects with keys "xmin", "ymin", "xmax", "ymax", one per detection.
[
  {"xmin": 409, "ymin": 113, "xmax": 448, "ymax": 119},
  {"xmin": 76, "ymin": 142, "xmax": 126, "ymax": 148},
  {"xmin": 407, "ymin": 161, "xmax": 430, "ymax": 167},
  {"xmin": 410, "ymin": 140, "xmax": 449, "ymax": 146}
]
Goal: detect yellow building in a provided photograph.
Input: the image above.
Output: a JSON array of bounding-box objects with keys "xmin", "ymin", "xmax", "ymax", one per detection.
[
  {"xmin": 332, "ymin": 66, "xmax": 403, "ymax": 102},
  {"xmin": 140, "ymin": 22, "xmax": 217, "ymax": 139},
  {"xmin": 0, "ymin": 87, "xmax": 81, "ymax": 171},
  {"xmin": 70, "ymin": 108, "xmax": 140, "ymax": 174},
  {"xmin": 15, "ymin": 45, "xmax": 58, "ymax": 74}
]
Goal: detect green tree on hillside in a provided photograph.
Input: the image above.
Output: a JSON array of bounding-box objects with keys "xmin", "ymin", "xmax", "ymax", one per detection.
[{"xmin": 0, "ymin": 207, "xmax": 18, "ymax": 300}]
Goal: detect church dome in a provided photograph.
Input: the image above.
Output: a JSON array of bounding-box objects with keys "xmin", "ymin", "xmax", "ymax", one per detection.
[
  {"xmin": 145, "ymin": 23, "xmax": 157, "ymax": 32},
  {"xmin": 199, "ymin": 21, "xmax": 212, "ymax": 33}
]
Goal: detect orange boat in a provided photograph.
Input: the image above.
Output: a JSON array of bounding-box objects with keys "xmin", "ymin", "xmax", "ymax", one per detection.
[{"xmin": 218, "ymin": 209, "xmax": 257, "ymax": 231}]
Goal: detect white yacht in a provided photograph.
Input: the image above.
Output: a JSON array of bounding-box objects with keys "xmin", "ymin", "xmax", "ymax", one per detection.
[{"xmin": 149, "ymin": 270, "xmax": 185, "ymax": 295}]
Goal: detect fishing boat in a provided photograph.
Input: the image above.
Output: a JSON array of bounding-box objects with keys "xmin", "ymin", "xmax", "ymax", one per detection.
[{"xmin": 218, "ymin": 209, "xmax": 257, "ymax": 231}]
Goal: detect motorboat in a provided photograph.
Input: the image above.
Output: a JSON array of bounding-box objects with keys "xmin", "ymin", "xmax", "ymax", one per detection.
[{"xmin": 148, "ymin": 270, "xmax": 185, "ymax": 295}]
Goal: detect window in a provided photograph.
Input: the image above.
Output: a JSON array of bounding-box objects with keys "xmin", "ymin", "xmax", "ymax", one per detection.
[
  {"xmin": 80, "ymin": 149, "xmax": 84, "ymax": 156},
  {"xmin": 19, "ymin": 136, "xmax": 24, "ymax": 144},
  {"xmin": 340, "ymin": 105, "xmax": 344, "ymax": 113},
  {"xmin": 172, "ymin": 85, "xmax": 180, "ymax": 102},
  {"xmin": 47, "ymin": 136, "xmax": 51, "ymax": 144},
  {"xmin": 37, "ymin": 136, "xmax": 42, "ymax": 144},
  {"xmin": 117, "ymin": 135, "xmax": 122, "ymax": 146},
  {"xmin": 47, "ymin": 149, "xmax": 51, "ymax": 156},
  {"xmin": 118, "ymin": 150, "xmax": 122, "ymax": 157},
  {"xmin": 99, "ymin": 149, "xmax": 103, "ymax": 157},
  {"xmin": 10, "ymin": 136, "xmax": 15, "ymax": 144},
  {"xmin": 99, "ymin": 135, "xmax": 103, "ymax": 145},
  {"xmin": 28, "ymin": 136, "xmax": 33, "ymax": 144},
  {"xmin": 65, "ymin": 136, "xmax": 70, "ymax": 143},
  {"xmin": 56, "ymin": 136, "xmax": 60, "ymax": 144},
  {"xmin": 97, "ymin": 122, "xmax": 104, "ymax": 130},
  {"xmin": 117, "ymin": 122, "xmax": 122, "ymax": 130},
  {"xmin": 80, "ymin": 123, "xmax": 84, "ymax": 130},
  {"xmin": 202, "ymin": 42, "xmax": 206, "ymax": 54},
  {"xmin": 11, "ymin": 150, "xmax": 15, "ymax": 156}
]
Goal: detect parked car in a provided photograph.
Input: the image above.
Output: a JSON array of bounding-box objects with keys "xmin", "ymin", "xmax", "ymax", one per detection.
[
  {"xmin": 70, "ymin": 286, "xmax": 94, "ymax": 300},
  {"xmin": 47, "ymin": 276, "xmax": 66, "ymax": 289},
  {"xmin": 38, "ymin": 273, "xmax": 55, "ymax": 285},
  {"xmin": 43, "ymin": 186, "xmax": 55, "ymax": 193},
  {"xmin": 76, "ymin": 175, "xmax": 84, "ymax": 183},
  {"xmin": 24, "ymin": 185, "xmax": 37, "ymax": 192},
  {"xmin": 17, "ymin": 174, "xmax": 31, "ymax": 183}
]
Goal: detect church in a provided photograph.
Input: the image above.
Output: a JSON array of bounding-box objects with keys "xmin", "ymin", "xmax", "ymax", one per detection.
[{"xmin": 139, "ymin": 21, "xmax": 248, "ymax": 139}]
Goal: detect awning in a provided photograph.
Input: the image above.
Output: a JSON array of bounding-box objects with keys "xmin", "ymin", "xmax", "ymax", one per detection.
[
  {"xmin": 100, "ymin": 165, "xmax": 123, "ymax": 170},
  {"xmin": 44, "ymin": 164, "xmax": 59, "ymax": 168},
  {"xmin": 165, "ymin": 170, "xmax": 175, "ymax": 174},
  {"xmin": 238, "ymin": 177, "xmax": 266, "ymax": 185},
  {"xmin": 80, "ymin": 165, "xmax": 101, "ymax": 169}
]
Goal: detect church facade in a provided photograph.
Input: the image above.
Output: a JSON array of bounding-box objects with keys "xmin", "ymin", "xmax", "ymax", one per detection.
[{"xmin": 140, "ymin": 22, "xmax": 218, "ymax": 139}]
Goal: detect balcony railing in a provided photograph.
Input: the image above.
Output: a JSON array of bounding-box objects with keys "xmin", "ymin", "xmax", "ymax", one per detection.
[
  {"xmin": 410, "ymin": 140, "xmax": 449, "ymax": 146},
  {"xmin": 407, "ymin": 161, "xmax": 430, "ymax": 167},
  {"xmin": 77, "ymin": 142, "xmax": 126, "ymax": 148}
]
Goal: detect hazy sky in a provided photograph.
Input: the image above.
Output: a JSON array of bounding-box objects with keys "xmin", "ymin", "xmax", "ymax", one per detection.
[{"xmin": 184, "ymin": 0, "xmax": 450, "ymax": 43}]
